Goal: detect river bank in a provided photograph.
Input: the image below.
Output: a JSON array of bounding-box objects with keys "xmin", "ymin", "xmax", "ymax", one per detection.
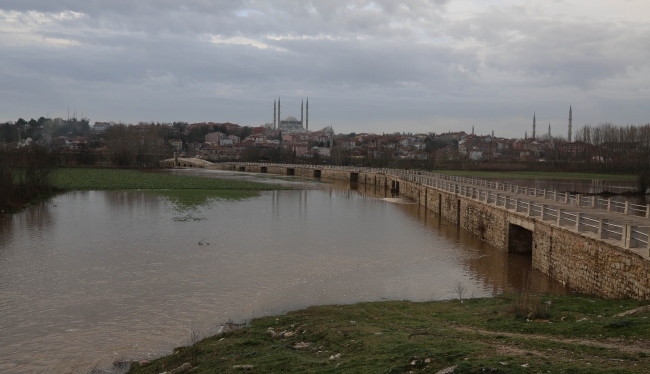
[{"xmin": 127, "ymin": 293, "xmax": 650, "ymax": 374}]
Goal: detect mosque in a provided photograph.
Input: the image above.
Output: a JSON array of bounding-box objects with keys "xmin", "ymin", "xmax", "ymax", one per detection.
[
  {"xmin": 273, "ymin": 97, "xmax": 309, "ymax": 132},
  {"xmin": 530, "ymin": 106, "xmax": 572, "ymax": 142}
]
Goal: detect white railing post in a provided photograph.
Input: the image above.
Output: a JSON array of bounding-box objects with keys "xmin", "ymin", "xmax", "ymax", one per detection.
[
  {"xmin": 607, "ymin": 198, "xmax": 611, "ymax": 211},
  {"xmin": 646, "ymin": 205, "xmax": 650, "ymax": 219},
  {"xmin": 576, "ymin": 212, "xmax": 583, "ymax": 231},
  {"xmin": 624, "ymin": 225, "xmax": 631, "ymax": 248},
  {"xmin": 591, "ymin": 197, "xmax": 596, "ymax": 209},
  {"xmin": 542, "ymin": 205, "xmax": 547, "ymax": 220},
  {"xmin": 624, "ymin": 201, "xmax": 629, "ymax": 215},
  {"xmin": 557, "ymin": 209, "xmax": 563, "ymax": 225},
  {"xmin": 576, "ymin": 194, "xmax": 581, "ymax": 206},
  {"xmin": 599, "ymin": 219, "xmax": 608, "ymax": 239}
]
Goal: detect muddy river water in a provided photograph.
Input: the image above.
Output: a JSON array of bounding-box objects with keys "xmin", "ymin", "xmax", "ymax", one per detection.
[{"xmin": 0, "ymin": 170, "xmax": 579, "ymax": 373}]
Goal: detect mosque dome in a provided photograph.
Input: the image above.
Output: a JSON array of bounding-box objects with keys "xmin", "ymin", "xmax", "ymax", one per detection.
[{"xmin": 284, "ymin": 116, "xmax": 299, "ymax": 122}]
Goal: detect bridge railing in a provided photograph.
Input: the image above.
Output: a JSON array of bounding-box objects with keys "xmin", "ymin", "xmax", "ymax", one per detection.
[
  {"xmin": 628, "ymin": 226, "xmax": 650, "ymax": 249},
  {"xmin": 213, "ymin": 161, "xmax": 650, "ymax": 223},
  {"xmin": 580, "ymin": 215, "xmax": 600, "ymax": 233},
  {"xmin": 601, "ymin": 221, "xmax": 624, "ymax": 240}
]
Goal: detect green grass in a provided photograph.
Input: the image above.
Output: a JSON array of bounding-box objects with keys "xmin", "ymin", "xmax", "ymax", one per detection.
[
  {"xmin": 433, "ymin": 170, "xmax": 637, "ymax": 181},
  {"xmin": 51, "ymin": 168, "xmax": 290, "ymax": 191},
  {"xmin": 128, "ymin": 294, "xmax": 650, "ymax": 373}
]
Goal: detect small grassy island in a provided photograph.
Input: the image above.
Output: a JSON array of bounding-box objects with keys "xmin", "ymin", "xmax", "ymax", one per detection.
[{"xmin": 128, "ymin": 294, "xmax": 650, "ymax": 374}]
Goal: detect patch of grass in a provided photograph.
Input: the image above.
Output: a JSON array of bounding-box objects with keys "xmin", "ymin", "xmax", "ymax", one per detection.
[
  {"xmin": 51, "ymin": 168, "xmax": 291, "ymax": 191},
  {"xmin": 128, "ymin": 294, "xmax": 650, "ymax": 373},
  {"xmin": 433, "ymin": 170, "xmax": 636, "ymax": 181}
]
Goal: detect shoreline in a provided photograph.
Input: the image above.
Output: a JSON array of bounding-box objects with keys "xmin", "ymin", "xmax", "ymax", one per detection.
[{"xmin": 126, "ymin": 293, "xmax": 650, "ymax": 374}]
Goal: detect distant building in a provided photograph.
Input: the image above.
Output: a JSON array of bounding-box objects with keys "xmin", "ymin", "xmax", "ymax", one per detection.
[
  {"xmin": 169, "ymin": 139, "xmax": 183, "ymax": 151},
  {"xmin": 272, "ymin": 97, "xmax": 310, "ymax": 132},
  {"xmin": 92, "ymin": 122, "xmax": 111, "ymax": 133},
  {"xmin": 202, "ymin": 146, "xmax": 240, "ymax": 161},
  {"xmin": 205, "ymin": 132, "xmax": 226, "ymax": 143},
  {"xmin": 312, "ymin": 147, "xmax": 331, "ymax": 157},
  {"xmin": 132, "ymin": 124, "xmax": 178, "ymax": 136},
  {"xmin": 219, "ymin": 138, "xmax": 234, "ymax": 146}
]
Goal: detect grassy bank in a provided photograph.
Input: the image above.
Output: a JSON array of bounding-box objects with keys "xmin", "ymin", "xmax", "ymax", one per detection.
[
  {"xmin": 434, "ymin": 170, "xmax": 636, "ymax": 181},
  {"xmin": 128, "ymin": 294, "xmax": 650, "ymax": 373},
  {"xmin": 50, "ymin": 168, "xmax": 290, "ymax": 191}
]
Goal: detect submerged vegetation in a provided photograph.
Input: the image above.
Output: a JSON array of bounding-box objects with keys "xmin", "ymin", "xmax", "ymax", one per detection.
[
  {"xmin": 128, "ymin": 294, "xmax": 650, "ymax": 374},
  {"xmin": 147, "ymin": 189, "xmax": 260, "ymax": 221},
  {"xmin": 51, "ymin": 168, "xmax": 289, "ymax": 191}
]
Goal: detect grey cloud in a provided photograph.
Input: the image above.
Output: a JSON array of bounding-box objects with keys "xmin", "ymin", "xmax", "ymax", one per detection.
[
  {"xmin": 0, "ymin": 1, "xmax": 648, "ymax": 136},
  {"xmin": 447, "ymin": 7, "xmax": 650, "ymax": 88}
]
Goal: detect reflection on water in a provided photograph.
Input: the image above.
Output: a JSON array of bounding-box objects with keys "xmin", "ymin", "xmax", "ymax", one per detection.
[
  {"xmin": 0, "ymin": 178, "xmax": 565, "ymax": 373},
  {"xmin": 146, "ymin": 190, "xmax": 259, "ymax": 222}
]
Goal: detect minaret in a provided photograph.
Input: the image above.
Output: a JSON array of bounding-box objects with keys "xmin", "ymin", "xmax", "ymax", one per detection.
[
  {"xmin": 491, "ymin": 130, "xmax": 494, "ymax": 137},
  {"xmin": 301, "ymin": 99, "xmax": 304, "ymax": 129},
  {"xmin": 306, "ymin": 97, "xmax": 309, "ymax": 131},
  {"xmin": 548, "ymin": 123, "xmax": 551, "ymax": 138},
  {"xmin": 273, "ymin": 100, "xmax": 277, "ymax": 129},
  {"xmin": 525, "ymin": 131, "xmax": 528, "ymax": 140},
  {"xmin": 278, "ymin": 97, "xmax": 281, "ymax": 129},
  {"xmin": 568, "ymin": 105, "xmax": 572, "ymax": 142},
  {"xmin": 471, "ymin": 125, "xmax": 474, "ymax": 135},
  {"xmin": 532, "ymin": 112, "xmax": 536, "ymax": 139}
]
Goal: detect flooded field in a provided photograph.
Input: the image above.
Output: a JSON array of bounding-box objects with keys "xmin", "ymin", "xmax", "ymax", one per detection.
[{"xmin": 0, "ymin": 170, "xmax": 566, "ymax": 373}]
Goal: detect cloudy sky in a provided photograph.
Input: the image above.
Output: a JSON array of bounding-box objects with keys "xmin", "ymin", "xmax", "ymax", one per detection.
[{"xmin": 1, "ymin": 0, "xmax": 649, "ymax": 137}]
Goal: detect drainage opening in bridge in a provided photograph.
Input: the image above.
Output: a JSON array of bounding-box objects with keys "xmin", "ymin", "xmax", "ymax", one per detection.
[
  {"xmin": 261, "ymin": 167, "xmax": 267, "ymax": 173},
  {"xmin": 239, "ymin": 166, "xmax": 245, "ymax": 172},
  {"xmin": 508, "ymin": 224, "xmax": 533, "ymax": 254},
  {"xmin": 287, "ymin": 168, "xmax": 295, "ymax": 176},
  {"xmin": 313, "ymin": 170, "xmax": 321, "ymax": 178},
  {"xmin": 350, "ymin": 172, "xmax": 359, "ymax": 182}
]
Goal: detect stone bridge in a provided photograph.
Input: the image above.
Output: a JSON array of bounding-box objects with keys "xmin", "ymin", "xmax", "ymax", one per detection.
[
  {"xmin": 164, "ymin": 159, "xmax": 650, "ymax": 300},
  {"xmin": 159, "ymin": 157, "xmax": 213, "ymax": 168}
]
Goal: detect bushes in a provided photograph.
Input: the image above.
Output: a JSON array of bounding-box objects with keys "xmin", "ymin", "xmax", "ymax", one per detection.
[{"xmin": 0, "ymin": 144, "xmax": 56, "ymax": 211}]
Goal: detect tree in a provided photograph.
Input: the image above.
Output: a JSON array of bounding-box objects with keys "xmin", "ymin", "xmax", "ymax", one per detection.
[{"xmin": 241, "ymin": 146, "xmax": 260, "ymax": 162}]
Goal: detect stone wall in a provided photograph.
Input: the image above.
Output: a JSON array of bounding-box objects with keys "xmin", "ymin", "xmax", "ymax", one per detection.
[{"xmin": 533, "ymin": 223, "xmax": 650, "ymax": 299}]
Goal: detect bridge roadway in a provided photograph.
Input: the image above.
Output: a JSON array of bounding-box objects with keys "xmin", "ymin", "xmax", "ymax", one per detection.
[{"xmin": 161, "ymin": 159, "xmax": 650, "ymax": 299}]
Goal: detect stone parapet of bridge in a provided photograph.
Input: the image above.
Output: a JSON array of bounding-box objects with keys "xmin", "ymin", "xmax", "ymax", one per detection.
[{"xmin": 160, "ymin": 157, "xmax": 213, "ymax": 168}]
